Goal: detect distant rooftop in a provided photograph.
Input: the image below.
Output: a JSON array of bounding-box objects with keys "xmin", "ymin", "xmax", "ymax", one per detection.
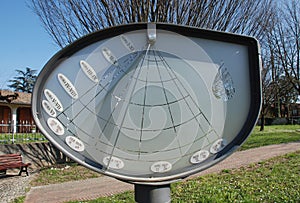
[{"xmin": 0, "ymin": 90, "xmax": 31, "ymax": 106}]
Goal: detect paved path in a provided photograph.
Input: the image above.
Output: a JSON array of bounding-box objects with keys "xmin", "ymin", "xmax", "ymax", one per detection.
[{"xmin": 25, "ymin": 142, "xmax": 300, "ymax": 203}]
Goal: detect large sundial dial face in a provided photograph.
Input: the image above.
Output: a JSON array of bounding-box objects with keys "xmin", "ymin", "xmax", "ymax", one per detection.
[{"xmin": 32, "ymin": 23, "xmax": 261, "ymax": 184}]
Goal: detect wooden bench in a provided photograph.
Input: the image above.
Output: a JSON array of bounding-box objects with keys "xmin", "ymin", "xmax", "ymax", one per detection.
[{"xmin": 0, "ymin": 154, "xmax": 31, "ymax": 176}]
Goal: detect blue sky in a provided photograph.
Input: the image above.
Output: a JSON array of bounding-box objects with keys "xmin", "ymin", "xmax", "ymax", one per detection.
[{"xmin": 0, "ymin": 0, "xmax": 59, "ymax": 89}]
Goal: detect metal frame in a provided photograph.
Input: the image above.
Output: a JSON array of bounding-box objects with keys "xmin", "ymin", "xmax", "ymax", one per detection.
[{"xmin": 32, "ymin": 23, "xmax": 261, "ymax": 185}]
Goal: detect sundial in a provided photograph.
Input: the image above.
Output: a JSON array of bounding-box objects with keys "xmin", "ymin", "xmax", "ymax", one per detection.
[{"xmin": 32, "ymin": 23, "xmax": 261, "ymax": 202}]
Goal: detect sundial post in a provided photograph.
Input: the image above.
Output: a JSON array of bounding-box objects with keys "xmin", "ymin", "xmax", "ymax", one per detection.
[
  {"xmin": 135, "ymin": 184, "xmax": 171, "ymax": 203},
  {"xmin": 32, "ymin": 23, "xmax": 261, "ymax": 202}
]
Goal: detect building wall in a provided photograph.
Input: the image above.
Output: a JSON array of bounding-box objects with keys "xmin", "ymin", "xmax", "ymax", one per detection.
[
  {"xmin": 290, "ymin": 103, "xmax": 300, "ymax": 117},
  {"xmin": 17, "ymin": 107, "xmax": 34, "ymax": 133},
  {"xmin": 0, "ymin": 104, "xmax": 34, "ymax": 133},
  {"xmin": 0, "ymin": 105, "xmax": 11, "ymax": 133}
]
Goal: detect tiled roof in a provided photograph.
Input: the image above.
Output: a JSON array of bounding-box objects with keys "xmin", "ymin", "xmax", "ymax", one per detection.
[{"xmin": 0, "ymin": 90, "xmax": 31, "ymax": 105}]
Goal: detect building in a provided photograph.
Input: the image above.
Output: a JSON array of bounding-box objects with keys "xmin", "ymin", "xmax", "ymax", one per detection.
[
  {"xmin": 0, "ymin": 90, "xmax": 34, "ymax": 133},
  {"xmin": 290, "ymin": 103, "xmax": 300, "ymax": 117}
]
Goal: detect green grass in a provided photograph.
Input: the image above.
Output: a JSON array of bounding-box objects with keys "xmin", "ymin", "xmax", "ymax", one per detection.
[
  {"xmin": 172, "ymin": 151, "xmax": 300, "ymax": 202},
  {"xmin": 240, "ymin": 125, "xmax": 300, "ymax": 150},
  {"xmin": 30, "ymin": 163, "xmax": 101, "ymax": 187},
  {"xmin": 0, "ymin": 133, "xmax": 47, "ymax": 144},
  {"xmin": 11, "ymin": 125, "xmax": 300, "ymax": 203},
  {"xmin": 65, "ymin": 125, "xmax": 300, "ymax": 203},
  {"xmin": 68, "ymin": 151, "xmax": 300, "ymax": 203},
  {"xmin": 11, "ymin": 196, "xmax": 25, "ymax": 203},
  {"xmin": 28, "ymin": 125, "xmax": 300, "ymax": 188}
]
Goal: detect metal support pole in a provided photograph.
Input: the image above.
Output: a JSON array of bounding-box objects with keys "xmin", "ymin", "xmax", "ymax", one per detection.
[{"xmin": 134, "ymin": 184, "xmax": 171, "ymax": 203}]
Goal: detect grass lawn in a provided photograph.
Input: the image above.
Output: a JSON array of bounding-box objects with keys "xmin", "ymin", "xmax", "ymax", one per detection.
[
  {"xmin": 13, "ymin": 125, "xmax": 300, "ymax": 202},
  {"xmin": 67, "ymin": 151, "xmax": 300, "ymax": 203},
  {"xmin": 30, "ymin": 125, "xmax": 300, "ymax": 187},
  {"xmin": 171, "ymin": 151, "xmax": 300, "ymax": 202},
  {"xmin": 30, "ymin": 163, "xmax": 101, "ymax": 187},
  {"xmin": 240, "ymin": 125, "xmax": 300, "ymax": 150},
  {"xmin": 0, "ymin": 133, "xmax": 47, "ymax": 144}
]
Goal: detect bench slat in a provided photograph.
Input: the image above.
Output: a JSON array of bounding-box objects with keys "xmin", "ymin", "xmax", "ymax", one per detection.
[
  {"xmin": 0, "ymin": 154, "xmax": 31, "ymax": 176},
  {"xmin": 0, "ymin": 153, "xmax": 20, "ymax": 157},
  {"xmin": 0, "ymin": 163, "xmax": 30, "ymax": 169},
  {"xmin": 0, "ymin": 157, "xmax": 22, "ymax": 163},
  {"xmin": 0, "ymin": 154, "xmax": 21, "ymax": 159}
]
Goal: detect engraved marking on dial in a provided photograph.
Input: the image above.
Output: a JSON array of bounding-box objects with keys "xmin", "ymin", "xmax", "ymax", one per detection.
[
  {"xmin": 102, "ymin": 47, "xmax": 118, "ymax": 65},
  {"xmin": 65, "ymin": 136, "xmax": 85, "ymax": 152},
  {"xmin": 44, "ymin": 89, "xmax": 63, "ymax": 112},
  {"xmin": 42, "ymin": 100, "xmax": 56, "ymax": 117},
  {"xmin": 210, "ymin": 139, "xmax": 227, "ymax": 154},
  {"xmin": 212, "ymin": 64, "xmax": 235, "ymax": 101},
  {"xmin": 47, "ymin": 117, "xmax": 64, "ymax": 136},
  {"xmin": 150, "ymin": 161, "xmax": 172, "ymax": 173},
  {"xmin": 190, "ymin": 150, "xmax": 210, "ymax": 164},
  {"xmin": 120, "ymin": 35, "xmax": 136, "ymax": 52},
  {"xmin": 103, "ymin": 156, "xmax": 124, "ymax": 169},
  {"xmin": 58, "ymin": 73, "xmax": 79, "ymax": 99},
  {"xmin": 80, "ymin": 60, "xmax": 99, "ymax": 83}
]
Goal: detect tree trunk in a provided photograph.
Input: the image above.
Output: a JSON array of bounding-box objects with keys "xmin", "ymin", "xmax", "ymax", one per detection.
[{"xmin": 260, "ymin": 112, "xmax": 265, "ymax": 131}]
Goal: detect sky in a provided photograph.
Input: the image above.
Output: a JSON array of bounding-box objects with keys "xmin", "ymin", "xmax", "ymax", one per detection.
[{"xmin": 0, "ymin": 0, "xmax": 59, "ymax": 89}]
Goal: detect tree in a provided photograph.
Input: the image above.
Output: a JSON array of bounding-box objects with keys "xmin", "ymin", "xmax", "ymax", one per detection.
[
  {"xmin": 270, "ymin": 0, "xmax": 300, "ymax": 95},
  {"xmin": 260, "ymin": 57, "xmax": 274, "ymax": 131},
  {"xmin": 8, "ymin": 67, "xmax": 37, "ymax": 93},
  {"xmin": 277, "ymin": 75, "xmax": 299, "ymax": 117},
  {"xmin": 29, "ymin": 0, "xmax": 276, "ymax": 48},
  {"xmin": 29, "ymin": 0, "xmax": 278, "ymax": 131},
  {"xmin": 258, "ymin": 0, "xmax": 300, "ymax": 130}
]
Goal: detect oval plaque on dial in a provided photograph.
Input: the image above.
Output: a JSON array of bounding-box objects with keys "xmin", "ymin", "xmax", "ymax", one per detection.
[
  {"xmin": 65, "ymin": 136, "xmax": 85, "ymax": 152},
  {"xmin": 210, "ymin": 139, "xmax": 227, "ymax": 154},
  {"xmin": 44, "ymin": 89, "xmax": 63, "ymax": 112},
  {"xmin": 190, "ymin": 150, "xmax": 210, "ymax": 164},
  {"xmin": 80, "ymin": 60, "xmax": 99, "ymax": 83},
  {"xmin": 151, "ymin": 161, "xmax": 172, "ymax": 173},
  {"xmin": 57, "ymin": 73, "xmax": 79, "ymax": 99},
  {"xmin": 102, "ymin": 47, "xmax": 118, "ymax": 65},
  {"xmin": 42, "ymin": 100, "xmax": 57, "ymax": 117},
  {"xmin": 47, "ymin": 117, "xmax": 64, "ymax": 136},
  {"xmin": 120, "ymin": 35, "xmax": 136, "ymax": 52},
  {"xmin": 103, "ymin": 156, "xmax": 125, "ymax": 169}
]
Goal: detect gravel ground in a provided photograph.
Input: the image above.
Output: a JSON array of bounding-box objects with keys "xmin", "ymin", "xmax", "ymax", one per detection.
[{"xmin": 0, "ymin": 172, "xmax": 37, "ymax": 203}]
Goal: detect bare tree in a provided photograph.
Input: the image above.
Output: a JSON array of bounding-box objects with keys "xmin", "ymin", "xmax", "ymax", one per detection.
[
  {"xmin": 29, "ymin": 0, "xmax": 279, "ymax": 131},
  {"xmin": 28, "ymin": 0, "xmax": 276, "ymax": 48},
  {"xmin": 270, "ymin": 0, "xmax": 300, "ymax": 95},
  {"xmin": 260, "ymin": 60, "xmax": 273, "ymax": 131}
]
